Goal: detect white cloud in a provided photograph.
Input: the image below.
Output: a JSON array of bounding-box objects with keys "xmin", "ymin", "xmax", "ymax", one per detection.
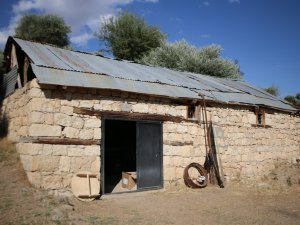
[
  {"xmin": 0, "ymin": 0, "xmax": 159, "ymax": 48},
  {"xmin": 70, "ymin": 33, "xmax": 94, "ymax": 46},
  {"xmin": 228, "ymin": 0, "xmax": 240, "ymax": 4}
]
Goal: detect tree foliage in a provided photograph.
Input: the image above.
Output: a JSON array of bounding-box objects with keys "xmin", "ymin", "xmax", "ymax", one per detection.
[
  {"xmin": 98, "ymin": 12, "xmax": 165, "ymax": 61},
  {"xmin": 263, "ymin": 85, "xmax": 279, "ymax": 97},
  {"xmin": 15, "ymin": 14, "xmax": 71, "ymax": 47},
  {"xmin": 284, "ymin": 93, "xmax": 300, "ymax": 106},
  {"xmin": 138, "ymin": 40, "xmax": 243, "ymax": 79}
]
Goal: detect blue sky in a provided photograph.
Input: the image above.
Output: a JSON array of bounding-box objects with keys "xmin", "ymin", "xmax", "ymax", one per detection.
[{"xmin": 0, "ymin": 0, "xmax": 299, "ymax": 98}]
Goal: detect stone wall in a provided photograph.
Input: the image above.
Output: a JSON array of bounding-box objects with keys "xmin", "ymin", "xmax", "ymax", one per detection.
[
  {"xmin": 207, "ymin": 105, "xmax": 300, "ymax": 185},
  {"xmin": 1, "ymin": 78, "xmax": 299, "ymax": 194}
]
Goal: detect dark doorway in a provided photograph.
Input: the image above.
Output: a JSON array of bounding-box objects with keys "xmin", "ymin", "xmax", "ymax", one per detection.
[
  {"xmin": 104, "ymin": 120, "xmax": 136, "ymax": 193},
  {"xmin": 102, "ymin": 119, "xmax": 163, "ymax": 194}
]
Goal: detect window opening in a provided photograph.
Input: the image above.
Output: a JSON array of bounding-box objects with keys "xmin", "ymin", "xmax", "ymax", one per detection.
[
  {"xmin": 256, "ymin": 110, "xmax": 266, "ymax": 127},
  {"xmin": 187, "ymin": 105, "xmax": 196, "ymax": 119}
]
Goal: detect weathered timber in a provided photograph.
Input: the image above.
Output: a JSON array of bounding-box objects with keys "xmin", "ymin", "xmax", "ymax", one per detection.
[
  {"xmin": 22, "ymin": 137, "xmax": 100, "ymax": 145},
  {"xmin": 11, "ymin": 44, "xmax": 22, "ymax": 88},
  {"xmin": 23, "ymin": 57, "xmax": 29, "ymax": 84},
  {"xmin": 164, "ymin": 140, "xmax": 194, "ymax": 146},
  {"xmin": 73, "ymin": 107, "xmax": 198, "ymax": 123}
]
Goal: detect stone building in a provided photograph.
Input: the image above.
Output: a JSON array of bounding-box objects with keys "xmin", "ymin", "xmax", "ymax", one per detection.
[{"xmin": 1, "ymin": 37, "xmax": 299, "ymax": 195}]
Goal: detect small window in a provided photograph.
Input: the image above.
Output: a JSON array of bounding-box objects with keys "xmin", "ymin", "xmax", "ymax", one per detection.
[
  {"xmin": 256, "ymin": 110, "xmax": 266, "ymax": 127},
  {"xmin": 187, "ymin": 105, "xmax": 196, "ymax": 119},
  {"xmin": 187, "ymin": 105, "xmax": 201, "ymax": 120}
]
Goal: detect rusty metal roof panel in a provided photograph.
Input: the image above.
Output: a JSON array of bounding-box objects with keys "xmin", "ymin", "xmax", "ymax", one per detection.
[
  {"xmin": 211, "ymin": 91, "xmax": 295, "ymax": 111},
  {"xmin": 215, "ymin": 78, "xmax": 278, "ymax": 100},
  {"xmin": 31, "ymin": 65, "xmax": 200, "ymax": 100}
]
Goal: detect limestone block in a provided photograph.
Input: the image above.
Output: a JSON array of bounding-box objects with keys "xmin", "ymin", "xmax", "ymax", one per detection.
[
  {"xmin": 85, "ymin": 118, "xmax": 101, "ymax": 128},
  {"xmin": 59, "ymin": 156, "xmax": 71, "ymax": 172},
  {"xmin": 52, "ymin": 145, "xmax": 68, "ymax": 156},
  {"xmin": 43, "ymin": 100, "xmax": 61, "ymax": 113},
  {"xmin": 79, "ymin": 129, "xmax": 94, "ymax": 140},
  {"xmin": 31, "ymin": 155, "xmax": 60, "ymax": 172},
  {"xmin": 28, "ymin": 88, "xmax": 43, "ymax": 98},
  {"xmin": 29, "ymin": 124, "xmax": 61, "ymax": 137},
  {"xmin": 181, "ymin": 145, "xmax": 192, "ymax": 157},
  {"xmin": 71, "ymin": 156, "xmax": 96, "ymax": 171},
  {"xmin": 54, "ymin": 113, "xmax": 72, "ymax": 127},
  {"xmin": 164, "ymin": 167, "xmax": 176, "ymax": 180},
  {"xmin": 72, "ymin": 117, "xmax": 84, "ymax": 129},
  {"xmin": 94, "ymin": 128, "xmax": 101, "ymax": 139},
  {"xmin": 40, "ymin": 144, "xmax": 53, "ymax": 156},
  {"xmin": 167, "ymin": 107, "xmax": 177, "ymax": 116},
  {"xmin": 175, "ymin": 167, "xmax": 184, "ymax": 178},
  {"xmin": 163, "ymin": 156, "xmax": 173, "ymax": 167},
  {"xmin": 173, "ymin": 156, "xmax": 183, "ymax": 166},
  {"xmin": 156, "ymin": 105, "xmax": 166, "ymax": 115},
  {"xmin": 16, "ymin": 143, "xmax": 38, "ymax": 155},
  {"xmin": 68, "ymin": 147, "xmax": 84, "ymax": 157},
  {"xmin": 63, "ymin": 127, "xmax": 79, "ymax": 139},
  {"xmin": 18, "ymin": 126, "xmax": 28, "ymax": 136},
  {"xmin": 132, "ymin": 103, "xmax": 149, "ymax": 113},
  {"xmin": 60, "ymin": 106, "xmax": 73, "ymax": 115},
  {"xmin": 21, "ymin": 116, "xmax": 28, "ymax": 126},
  {"xmin": 28, "ymin": 98, "xmax": 44, "ymax": 111},
  {"xmin": 44, "ymin": 113, "xmax": 54, "ymax": 124},
  {"xmin": 163, "ymin": 145, "xmax": 173, "ymax": 156},
  {"xmin": 190, "ymin": 126, "xmax": 198, "ymax": 135},
  {"xmin": 61, "ymin": 99, "xmax": 79, "ymax": 107},
  {"xmin": 84, "ymin": 146, "xmax": 100, "ymax": 156},
  {"xmin": 93, "ymin": 104, "xmax": 101, "ymax": 110},
  {"xmin": 110, "ymin": 102, "xmax": 122, "ymax": 111},
  {"xmin": 91, "ymin": 157, "xmax": 101, "ymax": 172},
  {"xmin": 120, "ymin": 102, "xmax": 132, "ymax": 112},
  {"xmin": 29, "ymin": 111, "xmax": 44, "ymax": 123},
  {"xmin": 79, "ymin": 100, "xmax": 93, "ymax": 108},
  {"xmin": 183, "ymin": 134, "xmax": 193, "ymax": 143}
]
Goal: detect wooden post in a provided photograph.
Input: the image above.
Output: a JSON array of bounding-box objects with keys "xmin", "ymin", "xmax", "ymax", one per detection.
[
  {"xmin": 11, "ymin": 44, "xmax": 18, "ymax": 68},
  {"xmin": 11, "ymin": 44, "xmax": 22, "ymax": 88},
  {"xmin": 23, "ymin": 57, "xmax": 29, "ymax": 84}
]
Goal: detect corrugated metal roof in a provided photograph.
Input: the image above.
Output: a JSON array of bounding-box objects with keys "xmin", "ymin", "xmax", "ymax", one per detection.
[
  {"xmin": 0, "ymin": 66, "xmax": 18, "ymax": 100},
  {"xmin": 5, "ymin": 37, "xmax": 296, "ymax": 111},
  {"xmin": 31, "ymin": 65, "xmax": 200, "ymax": 100}
]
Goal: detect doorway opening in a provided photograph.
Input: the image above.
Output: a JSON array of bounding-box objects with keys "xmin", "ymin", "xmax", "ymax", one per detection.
[
  {"xmin": 102, "ymin": 119, "xmax": 163, "ymax": 195},
  {"xmin": 104, "ymin": 120, "xmax": 136, "ymax": 193}
]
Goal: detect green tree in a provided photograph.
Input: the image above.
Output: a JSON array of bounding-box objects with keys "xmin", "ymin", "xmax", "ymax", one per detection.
[
  {"xmin": 15, "ymin": 14, "xmax": 71, "ymax": 47},
  {"xmin": 284, "ymin": 93, "xmax": 300, "ymax": 106},
  {"xmin": 138, "ymin": 40, "xmax": 243, "ymax": 79},
  {"xmin": 263, "ymin": 85, "xmax": 279, "ymax": 96},
  {"xmin": 98, "ymin": 11, "xmax": 165, "ymax": 61}
]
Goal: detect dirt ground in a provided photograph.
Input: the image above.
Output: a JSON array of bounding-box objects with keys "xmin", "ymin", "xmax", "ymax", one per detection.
[{"xmin": 0, "ymin": 139, "xmax": 299, "ymax": 225}]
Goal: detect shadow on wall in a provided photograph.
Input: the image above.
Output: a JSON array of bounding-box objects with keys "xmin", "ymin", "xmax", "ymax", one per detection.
[
  {"xmin": 0, "ymin": 113, "xmax": 8, "ymax": 138},
  {"xmin": 0, "ymin": 74, "xmax": 8, "ymax": 138}
]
